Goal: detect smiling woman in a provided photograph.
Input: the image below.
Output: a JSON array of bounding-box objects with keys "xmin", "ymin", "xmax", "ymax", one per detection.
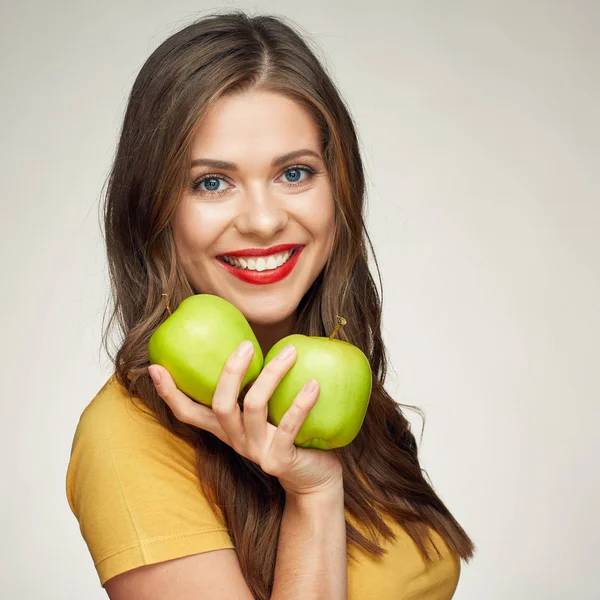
[
  {"xmin": 173, "ymin": 90, "xmax": 335, "ymax": 328},
  {"xmin": 66, "ymin": 9, "xmax": 475, "ymax": 600}
]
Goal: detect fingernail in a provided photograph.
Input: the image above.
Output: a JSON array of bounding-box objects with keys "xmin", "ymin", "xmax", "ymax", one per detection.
[
  {"xmin": 303, "ymin": 379, "xmax": 318, "ymax": 393},
  {"xmin": 148, "ymin": 366, "xmax": 161, "ymax": 385},
  {"xmin": 236, "ymin": 340, "xmax": 254, "ymax": 357},
  {"xmin": 276, "ymin": 344, "xmax": 296, "ymax": 360}
]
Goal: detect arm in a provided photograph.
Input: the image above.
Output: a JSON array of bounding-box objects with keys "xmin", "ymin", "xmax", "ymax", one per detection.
[
  {"xmin": 105, "ymin": 485, "xmax": 347, "ymax": 600},
  {"xmin": 112, "ymin": 342, "xmax": 348, "ymax": 600},
  {"xmin": 272, "ymin": 485, "xmax": 347, "ymax": 600}
]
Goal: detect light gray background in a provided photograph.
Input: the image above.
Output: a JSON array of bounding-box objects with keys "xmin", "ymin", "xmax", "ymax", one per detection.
[{"xmin": 1, "ymin": 1, "xmax": 598, "ymax": 598}]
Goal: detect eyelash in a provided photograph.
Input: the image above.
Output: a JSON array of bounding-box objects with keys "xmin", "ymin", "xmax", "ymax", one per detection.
[{"xmin": 190, "ymin": 164, "xmax": 318, "ymax": 196}]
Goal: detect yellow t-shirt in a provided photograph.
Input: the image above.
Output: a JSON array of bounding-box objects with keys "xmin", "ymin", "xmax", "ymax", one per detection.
[{"xmin": 66, "ymin": 375, "xmax": 461, "ymax": 599}]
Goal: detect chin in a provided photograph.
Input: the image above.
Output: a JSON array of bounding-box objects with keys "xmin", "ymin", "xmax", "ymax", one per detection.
[{"xmin": 232, "ymin": 292, "xmax": 300, "ymax": 327}]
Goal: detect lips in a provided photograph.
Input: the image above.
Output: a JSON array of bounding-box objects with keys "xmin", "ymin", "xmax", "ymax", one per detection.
[
  {"xmin": 220, "ymin": 243, "xmax": 298, "ymax": 258},
  {"xmin": 216, "ymin": 244, "xmax": 304, "ymax": 285}
]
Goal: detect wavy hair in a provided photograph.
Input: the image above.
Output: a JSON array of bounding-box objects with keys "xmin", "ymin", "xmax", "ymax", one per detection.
[{"xmin": 101, "ymin": 11, "xmax": 475, "ymax": 599}]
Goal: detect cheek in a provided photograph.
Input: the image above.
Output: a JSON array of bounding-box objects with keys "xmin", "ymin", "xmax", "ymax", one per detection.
[
  {"xmin": 317, "ymin": 197, "xmax": 336, "ymax": 254},
  {"xmin": 173, "ymin": 201, "xmax": 227, "ymax": 259},
  {"xmin": 318, "ymin": 191, "xmax": 336, "ymax": 262},
  {"xmin": 297, "ymin": 183, "xmax": 335, "ymax": 241},
  {"xmin": 316, "ymin": 207, "xmax": 335, "ymax": 259}
]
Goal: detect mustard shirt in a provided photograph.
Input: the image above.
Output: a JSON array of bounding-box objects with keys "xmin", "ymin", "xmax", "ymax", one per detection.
[{"xmin": 66, "ymin": 375, "xmax": 461, "ymax": 598}]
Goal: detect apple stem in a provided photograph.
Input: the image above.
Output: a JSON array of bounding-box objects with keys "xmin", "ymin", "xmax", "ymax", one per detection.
[
  {"xmin": 161, "ymin": 293, "xmax": 172, "ymax": 316},
  {"xmin": 328, "ymin": 315, "xmax": 347, "ymax": 340}
]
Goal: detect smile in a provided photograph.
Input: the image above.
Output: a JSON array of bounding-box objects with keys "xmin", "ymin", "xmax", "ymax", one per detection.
[
  {"xmin": 222, "ymin": 248, "xmax": 295, "ymax": 271},
  {"xmin": 216, "ymin": 244, "xmax": 304, "ymax": 285}
]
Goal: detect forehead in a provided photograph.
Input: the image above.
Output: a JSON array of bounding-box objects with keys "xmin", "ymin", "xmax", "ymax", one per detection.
[{"xmin": 189, "ymin": 89, "xmax": 321, "ymax": 165}]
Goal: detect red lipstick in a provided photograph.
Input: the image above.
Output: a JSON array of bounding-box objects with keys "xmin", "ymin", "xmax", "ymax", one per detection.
[
  {"xmin": 221, "ymin": 243, "xmax": 298, "ymax": 257},
  {"xmin": 217, "ymin": 245, "xmax": 304, "ymax": 285}
]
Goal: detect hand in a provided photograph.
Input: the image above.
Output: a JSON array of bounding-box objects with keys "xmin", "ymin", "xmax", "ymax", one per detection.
[{"xmin": 148, "ymin": 341, "xmax": 343, "ymax": 497}]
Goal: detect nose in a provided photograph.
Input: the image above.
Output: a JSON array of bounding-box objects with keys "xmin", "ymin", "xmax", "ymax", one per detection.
[{"xmin": 234, "ymin": 184, "xmax": 288, "ymax": 240}]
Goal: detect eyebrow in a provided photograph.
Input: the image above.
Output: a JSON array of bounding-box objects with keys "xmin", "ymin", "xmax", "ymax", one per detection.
[{"xmin": 190, "ymin": 149, "xmax": 322, "ymax": 171}]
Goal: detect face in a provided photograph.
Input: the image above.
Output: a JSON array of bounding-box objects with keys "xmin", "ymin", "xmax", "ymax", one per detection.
[{"xmin": 172, "ymin": 89, "xmax": 335, "ymax": 327}]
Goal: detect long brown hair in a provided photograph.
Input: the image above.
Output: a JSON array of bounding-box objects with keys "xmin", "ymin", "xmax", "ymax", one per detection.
[{"xmin": 101, "ymin": 10, "xmax": 475, "ymax": 599}]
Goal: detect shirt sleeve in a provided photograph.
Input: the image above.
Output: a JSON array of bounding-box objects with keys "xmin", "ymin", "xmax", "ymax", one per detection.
[{"xmin": 66, "ymin": 377, "xmax": 234, "ymax": 586}]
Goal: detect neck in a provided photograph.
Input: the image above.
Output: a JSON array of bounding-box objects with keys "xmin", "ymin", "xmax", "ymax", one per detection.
[{"xmin": 250, "ymin": 313, "xmax": 297, "ymax": 356}]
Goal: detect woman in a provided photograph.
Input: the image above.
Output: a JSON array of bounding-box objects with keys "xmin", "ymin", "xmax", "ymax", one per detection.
[{"xmin": 66, "ymin": 10, "xmax": 475, "ymax": 599}]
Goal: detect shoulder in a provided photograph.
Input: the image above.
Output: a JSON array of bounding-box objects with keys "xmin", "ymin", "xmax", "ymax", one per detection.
[
  {"xmin": 67, "ymin": 375, "xmax": 196, "ymax": 504},
  {"xmin": 68, "ymin": 374, "xmax": 190, "ymax": 464},
  {"xmin": 66, "ymin": 375, "xmax": 234, "ymax": 587}
]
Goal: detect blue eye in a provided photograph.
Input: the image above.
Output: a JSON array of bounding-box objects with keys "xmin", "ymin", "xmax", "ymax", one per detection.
[
  {"xmin": 199, "ymin": 176, "xmax": 227, "ymax": 192},
  {"xmin": 284, "ymin": 168, "xmax": 304, "ymax": 183},
  {"xmin": 281, "ymin": 165, "xmax": 315, "ymax": 185}
]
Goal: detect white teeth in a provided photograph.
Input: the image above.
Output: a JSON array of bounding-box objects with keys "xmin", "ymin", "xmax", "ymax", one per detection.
[
  {"xmin": 266, "ymin": 256, "xmax": 277, "ymax": 270},
  {"xmin": 222, "ymin": 249, "xmax": 298, "ymax": 272}
]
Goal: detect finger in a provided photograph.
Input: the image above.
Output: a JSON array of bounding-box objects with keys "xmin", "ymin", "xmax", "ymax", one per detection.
[
  {"xmin": 211, "ymin": 340, "xmax": 255, "ymax": 446},
  {"xmin": 148, "ymin": 364, "xmax": 230, "ymax": 444},
  {"xmin": 269, "ymin": 378, "xmax": 320, "ymax": 459},
  {"xmin": 243, "ymin": 344, "xmax": 297, "ymax": 453}
]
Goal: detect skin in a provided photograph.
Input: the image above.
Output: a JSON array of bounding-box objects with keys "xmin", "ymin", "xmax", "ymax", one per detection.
[
  {"xmin": 172, "ymin": 88, "xmax": 335, "ymax": 353},
  {"xmin": 106, "ymin": 89, "xmax": 348, "ymax": 598}
]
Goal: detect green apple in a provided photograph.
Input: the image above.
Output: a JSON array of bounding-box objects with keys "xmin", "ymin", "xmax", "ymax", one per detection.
[
  {"xmin": 264, "ymin": 319, "xmax": 372, "ymax": 450},
  {"xmin": 148, "ymin": 294, "xmax": 263, "ymax": 406}
]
